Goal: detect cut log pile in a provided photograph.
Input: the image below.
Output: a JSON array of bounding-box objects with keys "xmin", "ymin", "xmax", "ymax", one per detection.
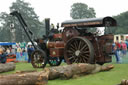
[{"xmin": 0, "ymin": 63, "xmax": 114, "ymax": 85}]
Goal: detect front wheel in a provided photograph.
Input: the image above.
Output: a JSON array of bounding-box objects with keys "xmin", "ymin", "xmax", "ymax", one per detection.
[{"xmin": 31, "ymin": 50, "xmax": 47, "ymax": 68}]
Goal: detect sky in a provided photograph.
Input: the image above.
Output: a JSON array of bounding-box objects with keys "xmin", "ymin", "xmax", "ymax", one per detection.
[{"xmin": 0, "ymin": 0, "xmax": 128, "ymax": 25}]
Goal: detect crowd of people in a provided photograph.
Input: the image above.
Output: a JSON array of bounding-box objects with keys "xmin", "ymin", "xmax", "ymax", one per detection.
[
  {"xmin": 112, "ymin": 40, "xmax": 128, "ymax": 63},
  {"xmin": 0, "ymin": 40, "xmax": 128, "ymax": 64},
  {"xmin": 0, "ymin": 42, "xmax": 35, "ymax": 63},
  {"xmin": 16, "ymin": 43, "xmax": 35, "ymax": 63}
]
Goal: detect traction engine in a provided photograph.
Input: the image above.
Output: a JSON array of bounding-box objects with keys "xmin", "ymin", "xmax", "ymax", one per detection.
[{"xmin": 10, "ymin": 11, "xmax": 117, "ymax": 68}]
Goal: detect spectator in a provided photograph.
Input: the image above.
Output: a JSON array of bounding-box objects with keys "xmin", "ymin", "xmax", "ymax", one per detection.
[
  {"xmin": 21, "ymin": 47, "xmax": 28, "ymax": 62},
  {"xmin": 112, "ymin": 42, "xmax": 115, "ymax": 53},
  {"xmin": 16, "ymin": 46, "xmax": 22, "ymax": 62},
  {"xmin": 27, "ymin": 45, "xmax": 34, "ymax": 63},
  {"xmin": 0, "ymin": 48, "xmax": 7, "ymax": 63},
  {"xmin": 121, "ymin": 40, "xmax": 127, "ymax": 56},
  {"xmin": 21, "ymin": 48, "xmax": 25, "ymax": 61},
  {"xmin": 114, "ymin": 41, "xmax": 122, "ymax": 63},
  {"xmin": 125, "ymin": 40, "xmax": 128, "ymax": 49},
  {"xmin": 24, "ymin": 46, "xmax": 28, "ymax": 62},
  {"xmin": 6, "ymin": 48, "xmax": 10, "ymax": 54}
]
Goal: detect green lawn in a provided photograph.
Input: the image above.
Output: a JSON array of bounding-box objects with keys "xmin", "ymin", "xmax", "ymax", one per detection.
[
  {"xmin": 48, "ymin": 64, "xmax": 128, "ymax": 85},
  {"xmin": 0, "ymin": 62, "xmax": 43, "ymax": 75},
  {"xmin": 0, "ymin": 53, "xmax": 128, "ymax": 85},
  {"xmin": 112, "ymin": 52, "xmax": 128, "ymax": 64}
]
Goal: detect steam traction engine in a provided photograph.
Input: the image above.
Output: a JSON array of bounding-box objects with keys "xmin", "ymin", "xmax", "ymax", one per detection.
[{"xmin": 10, "ymin": 11, "xmax": 117, "ymax": 68}]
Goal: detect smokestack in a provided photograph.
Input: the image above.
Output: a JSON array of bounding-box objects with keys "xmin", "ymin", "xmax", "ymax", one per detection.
[{"xmin": 45, "ymin": 18, "xmax": 50, "ymax": 36}]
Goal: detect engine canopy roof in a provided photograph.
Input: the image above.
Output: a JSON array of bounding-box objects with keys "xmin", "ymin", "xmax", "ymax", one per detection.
[{"xmin": 61, "ymin": 17, "xmax": 117, "ymax": 28}]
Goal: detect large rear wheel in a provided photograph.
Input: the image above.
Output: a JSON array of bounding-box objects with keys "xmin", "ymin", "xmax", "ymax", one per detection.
[
  {"xmin": 64, "ymin": 37, "xmax": 94, "ymax": 64},
  {"xmin": 31, "ymin": 50, "xmax": 47, "ymax": 68}
]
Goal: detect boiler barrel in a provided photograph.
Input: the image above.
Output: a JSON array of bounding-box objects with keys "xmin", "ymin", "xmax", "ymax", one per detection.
[{"xmin": 46, "ymin": 41, "xmax": 65, "ymax": 48}]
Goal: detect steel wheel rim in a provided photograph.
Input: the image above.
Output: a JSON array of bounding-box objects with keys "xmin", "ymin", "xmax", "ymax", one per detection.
[
  {"xmin": 31, "ymin": 50, "xmax": 46, "ymax": 68},
  {"xmin": 65, "ymin": 37, "xmax": 94, "ymax": 64}
]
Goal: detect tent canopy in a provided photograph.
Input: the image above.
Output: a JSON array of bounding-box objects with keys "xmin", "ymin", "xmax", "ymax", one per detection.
[{"xmin": 0, "ymin": 42, "xmax": 16, "ymax": 45}]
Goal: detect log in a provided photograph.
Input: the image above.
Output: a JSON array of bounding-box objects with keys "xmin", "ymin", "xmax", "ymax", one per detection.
[
  {"xmin": 0, "ymin": 63, "xmax": 114, "ymax": 85},
  {"xmin": 45, "ymin": 63, "xmax": 114, "ymax": 80},
  {"xmin": 15, "ymin": 70, "xmax": 37, "ymax": 73},
  {"xmin": 0, "ymin": 71, "xmax": 48, "ymax": 85},
  {"xmin": 117, "ymin": 79, "xmax": 128, "ymax": 85},
  {"xmin": 0, "ymin": 62, "xmax": 16, "ymax": 73}
]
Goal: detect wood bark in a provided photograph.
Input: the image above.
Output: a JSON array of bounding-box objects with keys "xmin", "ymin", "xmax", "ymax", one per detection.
[
  {"xmin": 0, "ymin": 71, "xmax": 48, "ymax": 85},
  {"xmin": 0, "ymin": 63, "xmax": 114, "ymax": 85},
  {"xmin": 45, "ymin": 63, "xmax": 114, "ymax": 80},
  {"xmin": 0, "ymin": 62, "xmax": 16, "ymax": 73},
  {"xmin": 118, "ymin": 79, "xmax": 128, "ymax": 85}
]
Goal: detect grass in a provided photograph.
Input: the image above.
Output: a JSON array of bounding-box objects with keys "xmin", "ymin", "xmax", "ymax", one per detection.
[
  {"xmin": 48, "ymin": 64, "xmax": 128, "ymax": 85},
  {"xmin": 112, "ymin": 53, "xmax": 128, "ymax": 64},
  {"xmin": 0, "ymin": 53, "xmax": 128, "ymax": 85},
  {"xmin": 0, "ymin": 62, "xmax": 43, "ymax": 75}
]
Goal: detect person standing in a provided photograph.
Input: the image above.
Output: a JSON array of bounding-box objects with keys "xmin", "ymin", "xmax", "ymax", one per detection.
[
  {"xmin": 0, "ymin": 48, "xmax": 7, "ymax": 63},
  {"xmin": 27, "ymin": 45, "xmax": 34, "ymax": 63},
  {"xmin": 121, "ymin": 41, "xmax": 127, "ymax": 56},
  {"xmin": 16, "ymin": 46, "xmax": 22, "ymax": 62},
  {"xmin": 24, "ymin": 46, "xmax": 28, "ymax": 62},
  {"xmin": 114, "ymin": 41, "xmax": 122, "ymax": 63}
]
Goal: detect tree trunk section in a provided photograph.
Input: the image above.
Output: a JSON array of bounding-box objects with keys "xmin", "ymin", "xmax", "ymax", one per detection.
[
  {"xmin": 45, "ymin": 63, "xmax": 114, "ymax": 80},
  {"xmin": 118, "ymin": 79, "xmax": 128, "ymax": 85},
  {"xmin": 0, "ymin": 71, "xmax": 48, "ymax": 85},
  {"xmin": 0, "ymin": 62, "xmax": 16, "ymax": 73}
]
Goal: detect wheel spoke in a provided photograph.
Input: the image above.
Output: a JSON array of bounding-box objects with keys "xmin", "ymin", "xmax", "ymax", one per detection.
[
  {"xmin": 80, "ymin": 44, "xmax": 87, "ymax": 51},
  {"xmin": 78, "ymin": 56, "xmax": 82, "ymax": 63},
  {"xmin": 74, "ymin": 58, "xmax": 78, "ymax": 63},
  {"xmin": 69, "ymin": 55, "xmax": 75, "ymax": 60},
  {"xmin": 70, "ymin": 44, "xmax": 77, "ymax": 50},
  {"xmin": 67, "ymin": 50, "xmax": 74, "ymax": 53},
  {"xmin": 78, "ymin": 41, "xmax": 83, "ymax": 50},
  {"xmin": 69, "ymin": 55, "xmax": 76, "ymax": 62},
  {"xmin": 82, "ymin": 51, "xmax": 89, "ymax": 54},
  {"xmin": 82, "ymin": 57, "xmax": 87, "ymax": 63},
  {"xmin": 69, "ymin": 47, "xmax": 76, "ymax": 52},
  {"xmin": 73, "ymin": 40, "xmax": 79, "ymax": 50},
  {"xmin": 83, "ymin": 56, "xmax": 89, "ymax": 61},
  {"xmin": 84, "ymin": 54, "xmax": 90, "ymax": 57}
]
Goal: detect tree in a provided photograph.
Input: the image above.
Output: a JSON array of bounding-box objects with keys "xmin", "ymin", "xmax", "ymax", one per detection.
[
  {"xmin": 70, "ymin": 3, "xmax": 96, "ymax": 19},
  {"xmin": 10, "ymin": 0, "xmax": 45, "ymax": 42},
  {"xmin": 0, "ymin": 12, "xmax": 12, "ymax": 42},
  {"xmin": 70, "ymin": 3, "xmax": 96, "ymax": 32},
  {"xmin": 105, "ymin": 11, "xmax": 128, "ymax": 34},
  {"xmin": 0, "ymin": 0, "xmax": 45, "ymax": 42}
]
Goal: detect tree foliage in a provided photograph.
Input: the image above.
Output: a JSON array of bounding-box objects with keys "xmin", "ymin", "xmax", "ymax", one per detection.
[
  {"xmin": 70, "ymin": 3, "xmax": 96, "ymax": 19},
  {"xmin": 0, "ymin": 12, "xmax": 12, "ymax": 42},
  {"xmin": 105, "ymin": 11, "xmax": 128, "ymax": 34},
  {"xmin": 70, "ymin": 3, "xmax": 96, "ymax": 32},
  {"xmin": 0, "ymin": 0, "xmax": 45, "ymax": 42}
]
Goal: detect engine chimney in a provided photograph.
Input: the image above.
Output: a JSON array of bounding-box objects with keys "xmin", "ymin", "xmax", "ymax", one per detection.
[{"xmin": 45, "ymin": 18, "xmax": 50, "ymax": 36}]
